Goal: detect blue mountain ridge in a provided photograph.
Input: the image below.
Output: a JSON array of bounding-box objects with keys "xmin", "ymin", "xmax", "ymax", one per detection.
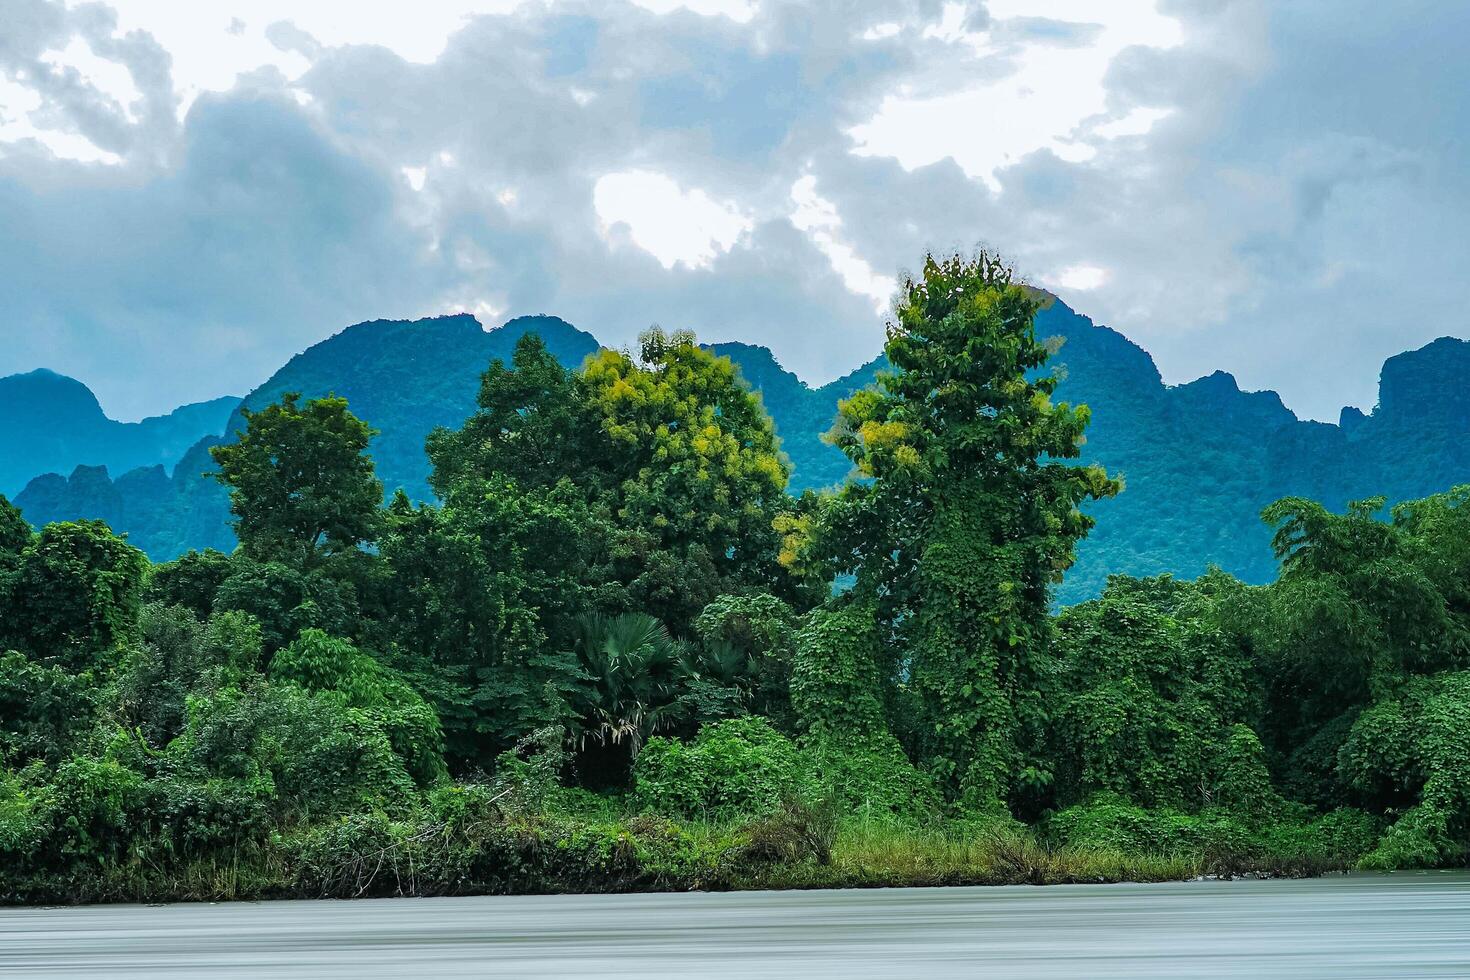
[
  {"xmin": 9, "ymin": 297, "xmax": 1470, "ymax": 602},
  {"xmin": 0, "ymin": 369, "xmax": 238, "ymax": 498}
]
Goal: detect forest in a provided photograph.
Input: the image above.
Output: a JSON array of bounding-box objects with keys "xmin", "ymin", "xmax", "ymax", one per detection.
[{"xmin": 1, "ymin": 253, "xmax": 1466, "ymax": 904}]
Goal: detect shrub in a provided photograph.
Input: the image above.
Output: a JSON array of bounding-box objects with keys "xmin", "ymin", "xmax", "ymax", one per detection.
[
  {"xmin": 272, "ymin": 630, "xmax": 446, "ymax": 787},
  {"xmin": 0, "ymin": 650, "xmax": 95, "ymax": 766},
  {"xmin": 634, "ymin": 716, "xmax": 816, "ymax": 821},
  {"xmin": 807, "ymin": 739, "xmax": 940, "ymax": 824},
  {"xmin": 492, "ymin": 726, "xmax": 568, "ymax": 816},
  {"xmin": 1340, "ymin": 670, "xmax": 1470, "ymax": 867}
]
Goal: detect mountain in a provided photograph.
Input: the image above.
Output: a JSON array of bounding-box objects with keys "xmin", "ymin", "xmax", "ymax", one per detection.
[
  {"xmin": 0, "ymin": 369, "xmax": 237, "ymax": 497},
  {"xmin": 14, "ymin": 314, "xmax": 602, "ymax": 560},
  {"xmin": 705, "ymin": 341, "xmax": 886, "ymax": 491},
  {"xmin": 227, "ymin": 313, "xmax": 600, "ymax": 502},
  {"xmin": 12, "ymin": 300, "xmax": 1470, "ymax": 603},
  {"xmin": 1037, "ymin": 299, "xmax": 1470, "ymax": 599}
]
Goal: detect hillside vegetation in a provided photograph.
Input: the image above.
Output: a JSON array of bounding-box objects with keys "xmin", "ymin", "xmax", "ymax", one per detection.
[{"xmin": 2, "ymin": 253, "xmax": 1465, "ymax": 904}]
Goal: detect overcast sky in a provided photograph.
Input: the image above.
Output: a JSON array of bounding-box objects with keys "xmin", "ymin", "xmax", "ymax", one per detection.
[{"xmin": 1, "ymin": 0, "xmax": 1465, "ymax": 421}]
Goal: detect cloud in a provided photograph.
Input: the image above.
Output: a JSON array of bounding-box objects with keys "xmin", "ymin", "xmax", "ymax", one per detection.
[
  {"xmin": 0, "ymin": 0, "xmax": 1466, "ymax": 424},
  {"xmin": 594, "ymin": 171, "xmax": 753, "ymax": 269}
]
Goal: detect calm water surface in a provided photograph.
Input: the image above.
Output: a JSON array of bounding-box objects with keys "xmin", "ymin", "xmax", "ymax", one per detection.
[{"xmin": 2, "ymin": 872, "xmax": 1467, "ymax": 978}]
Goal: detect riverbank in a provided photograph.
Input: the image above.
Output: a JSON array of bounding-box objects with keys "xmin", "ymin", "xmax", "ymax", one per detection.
[{"xmin": 0, "ymin": 795, "xmax": 1380, "ymax": 906}]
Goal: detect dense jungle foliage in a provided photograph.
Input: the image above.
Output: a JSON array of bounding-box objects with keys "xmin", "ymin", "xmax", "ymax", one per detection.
[{"xmin": 1, "ymin": 253, "xmax": 1465, "ymax": 904}]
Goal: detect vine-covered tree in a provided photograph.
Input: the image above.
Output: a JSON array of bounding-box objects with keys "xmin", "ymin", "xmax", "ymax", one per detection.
[{"xmin": 821, "ymin": 252, "xmax": 1120, "ymax": 808}]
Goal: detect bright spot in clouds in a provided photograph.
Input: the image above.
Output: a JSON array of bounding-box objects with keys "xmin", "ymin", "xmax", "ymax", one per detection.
[
  {"xmin": 594, "ymin": 171, "xmax": 752, "ymax": 270},
  {"xmin": 1054, "ymin": 264, "xmax": 1109, "ymax": 291},
  {"xmin": 849, "ymin": 0, "xmax": 1184, "ymax": 189}
]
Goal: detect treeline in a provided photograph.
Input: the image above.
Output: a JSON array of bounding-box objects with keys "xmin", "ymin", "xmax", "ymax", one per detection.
[{"xmin": 1, "ymin": 254, "xmax": 1465, "ymax": 903}]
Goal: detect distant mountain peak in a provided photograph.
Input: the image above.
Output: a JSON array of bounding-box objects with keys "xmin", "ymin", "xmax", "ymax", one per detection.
[
  {"xmin": 0, "ymin": 371, "xmax": 237, "ymax": 497},
  {"xmin": 1376, "ymin": 335, "xmax": 1470, "ymax": 423},
  {"xmin": 0, "ymin": 368, "xmax": 107, "ymax": 423},
  {"xmin": 1173, "ymin": 370, "xmax": 1294, "ymax": 427}
]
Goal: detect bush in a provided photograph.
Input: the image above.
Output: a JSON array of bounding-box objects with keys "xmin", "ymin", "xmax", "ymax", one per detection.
[
  {"xmin": 0, "ymin": 650, "xmax": 95, "ymax": 766},
  {"xmin": 167, "ymin": 681, "xmax": 416, "ymax": 820},
  {"xmin": 807, "ymin": 738, "xmax": 940, "ymax": 824},
  {"xmin": 272, "ymin": 630, "xmax": 446, "ymax": 787},
  {"xmin": 634, "ymin": 717, "xmax": 816, "ymax": 821},
  {"xmin": 1045, "ymin": 793, "xmax": 1380, "ymax": 874},
  {"xmin": 492, "ymin": 727, "xmax": 568, "ymax": 816},
  {"xmin": 1339, "ymin": 671, "xmax": 1470, "ymax": 867}
]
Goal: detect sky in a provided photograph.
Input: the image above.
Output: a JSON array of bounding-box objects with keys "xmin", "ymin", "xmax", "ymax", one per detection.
[{"xmin": 1, "ymin": 0, "xmax": 1466, "ymax": 422}]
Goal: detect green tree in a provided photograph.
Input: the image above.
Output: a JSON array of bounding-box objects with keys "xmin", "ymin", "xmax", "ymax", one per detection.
[
  {"xmin": 378, "ymin": 482, "xmax": 590, "ymax": 767},
  {"xmin": 580, "ymin": 328, "xmax": 794, "ymax": 627},
  {"xmin": 210, "ymin": 393, "xmax": 383, "ymax": 565},
  {"xmin": 568, "ymin": 612, "xmax": 688, "ymax": 785},
  {"xmin": 1048, "ymin": 576, "xmax": 1263, "ymax": 813},
  {"xmin": 1340, "ymin": 670, "xmax": 1470, "ymax": 868},
  {"xmin": 0, "ymin": 520, "xmax": 148, "ymax": 671},
  {"xmin": 0, "ymin": 650, "xmax": 95, "ymax": 766},
  {"xmin": 429, "ymin": 329, "xmax": 806, "ymax": 633},
  {"xmin": 820, "ymin": 252, "xmax": 1120, "ymax": 808},
  {"xmin": 110, "ymin": 603, "xmax": 262, "ymax": 747},
  {"xmin": 691, "ymin": 592, "xmax": 800, "ymax": 730},
  {"xmin": 144, "ymin": 549, "xmax": 234, "ymax": 620},
  {"xmin": 0, "ymin": 494, "xmax": 32, "ymax": 557},
  {"xmin": 426, "ymin": 333, "xmax": 601, "ymax": 498},
  {"xmin": 1255, "ymin": 495, "xmax": 1465, "ymax": 768},
  {"xmin": 271, "ymin": 629, "xmax": 446, "ymax": 787}
]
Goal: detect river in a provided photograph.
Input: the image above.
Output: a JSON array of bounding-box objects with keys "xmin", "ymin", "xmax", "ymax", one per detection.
[{"xmin": 2, "ymin": 872, "xmax": 1467, "ymax": 978}]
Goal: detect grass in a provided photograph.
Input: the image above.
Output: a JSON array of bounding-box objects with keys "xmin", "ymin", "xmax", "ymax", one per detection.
[
  {"xmin": 737, "ymin": 818, "xmax": 1202, "ymax": 890},
  {"xmin": 2, "ymin": 800, "xmax": 1361, "ymax": 906}
]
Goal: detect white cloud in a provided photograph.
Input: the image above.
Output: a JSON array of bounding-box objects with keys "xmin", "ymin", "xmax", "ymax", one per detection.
[
  {"xmin": 848, "ymin": 0, "xmax": 1184, "ymax": 190},
  {"xmin": 17, "ymin": 1, "xmax": 524, "ymax": 125},
  {"xmin": 0, "ymin": 75, "xmax": 122, "ymax": 164},
  {"xmin": 628, "ymin": 0, "xmax": 758, "ymax": 22},
  {"xmin": 39, "ymin": 37, "xmax": 143, "ymax": 123},
  {"xmin": 1052, "ymin": 264, "xmax": 1108, "ymax": 291},
  {"xmin": 789, "ymin": 175, "xmax": 894, "ymax": 310},
  {"xmin": 4, "ymin": 0, "xmax": 1469, "ymax": 427},
  {"xmin": 1092, "ymin": 106, "xmax": 1171, "ymax": 140},
  {"xmin": 594, "ymin": 171, "xmax": 752, "ymax": 270}
]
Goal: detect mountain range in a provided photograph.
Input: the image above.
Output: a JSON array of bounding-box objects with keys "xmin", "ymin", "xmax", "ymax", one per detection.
[
  {"xmin": 0, "ymin": 370, "xmax": 237, "ymax": 498},
  {"xmin": 8, "ymin": 297, "xmax": 1470, "ymax": 603}
]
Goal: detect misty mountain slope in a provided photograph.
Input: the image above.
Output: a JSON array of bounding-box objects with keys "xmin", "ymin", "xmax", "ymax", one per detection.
[
  {"xmin": 705, "ymin": 342, "xmax": 889, "ymax": 492},
  {"xmin": 0, "ymin": 369, "xmax": 237, "ymax": 497}
]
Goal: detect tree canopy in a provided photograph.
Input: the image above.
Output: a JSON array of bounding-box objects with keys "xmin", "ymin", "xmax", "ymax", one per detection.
[{"xmin": 210, "ymin": 393, "xmax": 383, "ymax": 565}]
